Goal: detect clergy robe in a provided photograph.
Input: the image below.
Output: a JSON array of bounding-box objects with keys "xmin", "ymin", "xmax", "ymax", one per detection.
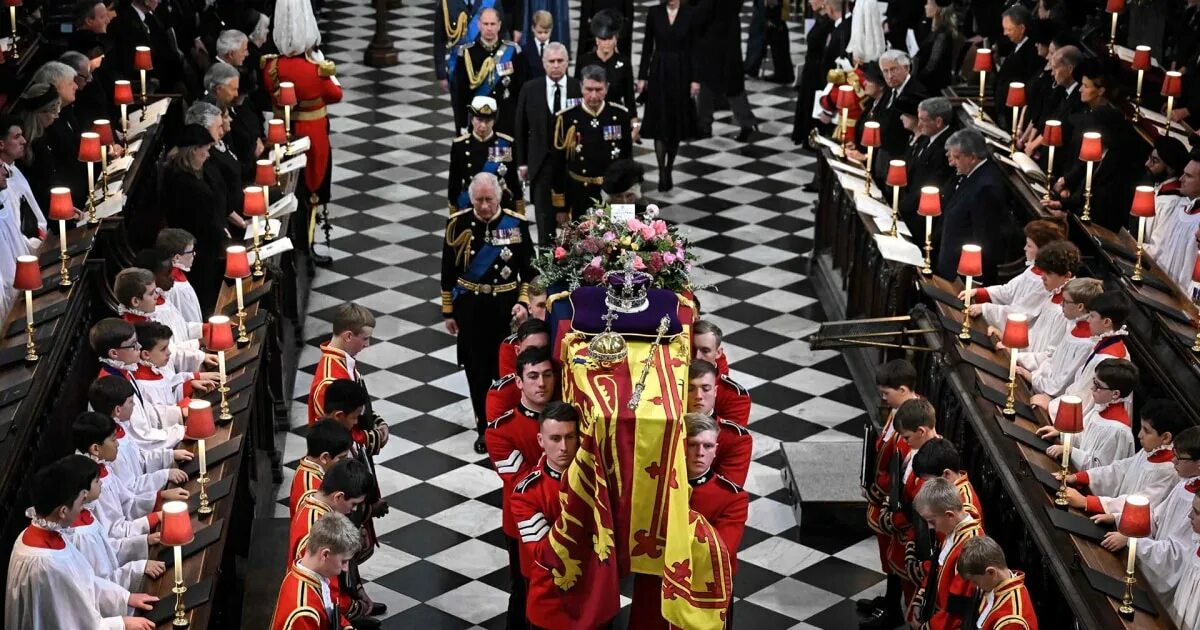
[
  {"xmin": 1144, "ymin": 195, "xmax": 1200, "ymax": 292},
  {"xmin": 6, "ymin": 525, "xmax": 130, "ymax": 630},
  {"xmin": 1072, "ymin": 447, "xmax": 1177, "ymax": 516}
]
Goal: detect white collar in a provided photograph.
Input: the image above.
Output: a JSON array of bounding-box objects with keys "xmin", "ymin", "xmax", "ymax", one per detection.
[{"xmin": 133, "ymin": 4, "xmax": 147, "ymax": 21}]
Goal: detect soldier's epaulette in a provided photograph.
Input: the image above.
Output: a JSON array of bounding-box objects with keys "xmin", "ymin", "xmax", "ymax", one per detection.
[
  {"xmin": 496, "ymin": 132, "xmax": 514, "ymax": 141},
  {"xmin": 607, "ymin": 102, "xmax": 628, "ymax": 112},
  {"xmin": 487, "ymin": 409, "xmax": 515, "ymax": 429},
  {"xmin": 454, "ymin": 132, "xmax": 471, "ymax": 142},
  {"xmin": 502, "ymin": 208, "xmax": 527, "ymax": 220},
  {"xmin": 558, "ymin": 102, "xmax": 579, "ymax": 115},
  {"xmin": 719, "ymin": 374, "xmax": 748, "ymax": 396},
  {"xmin": 718, "ymin": 418, "xmax": 749, "ymax": 435},
  {"xmin": 491, "ymin": 373, "xmax": 516, "ymax": 390},
  {"xmin": 514, "ymin": 469, "xmax": 542, "ymax": 493},
  {"xmin": 502, "ymin": 332, "xmax": 518, "ymax": 344},
  {"xmin": 450, "ymin": 208, "xmax": 473, "ymax": 218},
  {"xmin": 259, "ymin": 53, "xmax": 278, "ymax": 69},
  {"xmin": 504, "ymin": 39, "xmax": 522, "ymax": 54},
  {"xmin": 715, "ymin": 473, "xmax": 744, "ymax": 493}
]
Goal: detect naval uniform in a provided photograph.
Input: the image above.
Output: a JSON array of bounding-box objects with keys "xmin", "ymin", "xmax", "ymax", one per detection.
[
  {"xmin": 447, "ymin": 131, "xmax": 525, "ymax": 216},
  {"xmin": 550, "ymin": 101, "xmax": 633, "ymax": 219},
  {"xmin": 441, "ymin": 208, "xmax": 535, "ymax": 435},
  {"xmin": 453, "ymin": 38, "xmax": 525, "ymax": 135}
]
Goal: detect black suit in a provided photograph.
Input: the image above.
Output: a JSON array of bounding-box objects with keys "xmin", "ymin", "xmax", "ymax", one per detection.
[
  {"xmin": 1060, "ymin": 152, "xmax": 1137, "ymax": 233},
  {"xmin": 821, "ymin": 16, "xmax": 853, "ymax": 77},
  {"xmin": 792, "ymin": 14, "xmax": 833, "ymax": 142},
  {"xmin": 514, "ymin": 75, "xmax": 581, "ymax": 243},
  {"xmin": 994, "ymin": 40, "xmax": 1041, "ymax": 128},
  {"xmin": 899, "ymin": 128, "xmax": 956, "ymax": 243},
  {"xmin": 875, "ymin": 77, "xmax": 929, "ymax": 161},
  {"xmin": 108, "ymin": 6, "xmax": 184, "ymax": 94},
  {"xmin": 520, "ymin": 40, "xmax": 546, "ymax": 80},
  {"xmin": 935, "ymin": 160, "xmax": 1010, "ymax": 284}
]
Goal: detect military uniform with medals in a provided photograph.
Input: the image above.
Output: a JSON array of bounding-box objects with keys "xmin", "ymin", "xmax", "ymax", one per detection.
[
  {"xmin": 550, "ymin": 101, "xmax": 633, "ymax": 219},
  {"xmin": 453, "ymin": 37, "xmax": 525, "ymax": 135},
  {"xmin": 441, "ymin": 207, "xmax": 534, "ymax": 439},
  {"xmin": 447, "ymin": 98, "xmax": 525, "ymax": 216}
]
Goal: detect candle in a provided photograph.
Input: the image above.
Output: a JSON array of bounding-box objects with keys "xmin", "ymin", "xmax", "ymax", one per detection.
[
  {"xmin": 1009, "ymin": 348, "xmax": 1018, "ymax": 380},
  {"xmin": 58, "ymin": 221, "xmax": 67, "ymax": 258},
  {"xmin": 963, "ymin": 276, "xmax": 974, "ymax": 309},
  {"xmin": 1085, "ymin": 162, "xmax": 1094, "ymax": 195},
  {"xmin": 1137, "ymin": 217, "xmax": 1145, "ymax": 244},
  {"xmin": 139, "ymin": 68, "xmax": 147, "ymax": 100},
  {"xmin": 198, "ymin": 439, "xmax": 207, "ymax": 476},
  {"xmin": 1127, "ymin": 537, "xmax": 1138, "ymax": 574},
  {"xmin": 217, "ymin": 350, "xmax": 226, "ymax": 386},
  {"xmin": 235, "ymin": 277, "xmax": 245, "ymax": 313},
  {"xmin": 120, "ymin": 104, "xmax": 128, "ymax": 134},
  {"xmin": 173, "ymin": 544, "xmax": 183, "ymax": 585},
  {"xmin": 24, "ymin": 291, "xmax": 32, "ymax": 329},
  {"xmin": 1062, "ymin": 433, "xmax": 1072, "ymax": 468}
]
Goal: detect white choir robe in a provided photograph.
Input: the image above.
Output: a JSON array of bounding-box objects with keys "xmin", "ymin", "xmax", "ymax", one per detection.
[
  {"xmin": 1022, "ymin": 290, "xmax": 1067, "ymax": 357},
  {"xmin": 113, "ymin": 420, "xmax": 173, "ymax": 496},
  {"xmin": 1073, "ymin": 447, "xmax": 1177, "ymax": 516},
  {"xmin": 123, "ymin": 310, "xmax": 207, "ymax": 369},
  {"xmin": 1144, "ymin": 195, "xmax": 1200, "ymax": 292},
  {"xmin": 102, "ymin": 369, "xmax": 186, "ymax": 452},
  {"xmin": 6, "ymin": 526, "xmax": 130, "ymax": 630},
  {"xmin": 92, "ymin": 462, "xmax": 158, "ymax": 540},
  {"xmin": 133, "ymin": 363, "xmax": 194, "ymax": 408},
  {"xmin": 975, "ymin": 263, "xmax": 1049, "ymax": 329},
  {"xmin": 1070, "ymin": 401, "xmax": 1136, "ymax": 471},
  {"xmin": 1021, "ymin": 318, "xmax": 1093, "ymax": 397},
  {"xmin": 61, "ymin": 507, "xmax": 149, "ymax": 592},
  {"xmin": 153, "ymin": 294, "xmax": 203, "ymax": 341},
  {"xmin": 1168, "ymin": 536, "xmax": 1200, "ymax": 629},
  {"xmin": 1049, "ymin": 332, "xmax": 1129, "ymax": 418},
  {"xmin": 1135, "ymin": 476, "xmax": 1199, "ymax": 597},
  {"xmin": 165, "ymin": 266, "xmax": 203, "ymax": 324},
  {"xmin": 3, "ymin": 162, "xmax": 47, "ymax": 246},
  {"xmin": 1142, "ymin": 182, "xmax": 1181, "ymax": 242}
]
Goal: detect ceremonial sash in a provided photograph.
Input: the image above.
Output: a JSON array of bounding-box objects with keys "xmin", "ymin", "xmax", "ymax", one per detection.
[
  {"xmin": 455, "ymin": 137, "xmax": 512, "ymax": 210},
  {"xmin": 445, "ymin": 0, "xmax": 497, "ymax": 78},
  {"xmin": 472, "ymin": 43, "xmax": 517, "ymax": 98},
  {"xmin": 450, "ymin": 212, "xmax": 521, "ymax": 302}
]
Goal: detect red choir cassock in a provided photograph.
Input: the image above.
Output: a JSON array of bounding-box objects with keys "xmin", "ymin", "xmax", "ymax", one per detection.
[
  {"xmin": 289, "ymin": 458, "xmax": 325, "ymax": 519},
  {"xmin": 911, "ymin": 518, "xmax": 984, "ymax": 630},
  {"xmin": 271, "ymin": 562, "xmax": 353, "ymax": 630},
  {"xmin": 261, "ymin": 53, "xmax": 344, "ymax": 205},
  {"xmin": 510, "ymin": 456, "xmax": 572, "ymax": 630},
  {"xmin": 977, "ymin": 571, "xmax": 1038, "ymax": 630},
  {"xmin": 484, "ymin": 403, "xmax": 543, "ymax": 540}
]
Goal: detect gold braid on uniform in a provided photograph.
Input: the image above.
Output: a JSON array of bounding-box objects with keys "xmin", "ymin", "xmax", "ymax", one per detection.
[
  {"xmin": 446, "ymin": 216, "xmax": 473, "ymax": 267},
  {"xmin": 442, "ymin": 0, "xmax": 468, "ymax": 44},
  {"xmin": 464, "ymin": 48, "xmax": 497, "ymax": 89},
  {"xmin": 552, "ymin": 117, "xmax": 578, "ymax": 155}
]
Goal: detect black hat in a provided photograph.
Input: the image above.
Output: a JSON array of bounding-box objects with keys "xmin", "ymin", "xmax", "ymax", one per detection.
[
  {"xmin": 1154, "ymin": 135, "xmax": 1189, "ymax": 173},
  {"xmin": 602, "ymin": 159, "xmax": 643, "ymax": 194},
  {"xmin": 178, "ymin": 124, "xmax": 214, "ymax": 148},
  {"xmin": 860, "ymin": 61, "xmax": 884, "ymax": 87},
  {"xmin": 933, "ymin": 0, "xmax": 952, "ymax": 7},
  {"xmin": 1027, "ymin": 19, "xmax": 1054, "ymax": 45},
  {"xmin": 590, "ymin": 10, "xmax": 623, "ymax": 40},
  {"xmin": 894, "ymin": 93, "xmax": 921, "ymax": 117}
]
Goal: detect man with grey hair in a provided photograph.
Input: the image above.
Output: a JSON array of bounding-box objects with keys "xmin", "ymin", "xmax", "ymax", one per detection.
[
  {"xmin": 185, "ymin": 100, "xmax": 243, "ymax": 225},
  {"xmin": 877, "ymin": 50, "xmax": 929, "ymax": 160},
  {"xmin": 203, "ymin": 63, "xmax": 239, "ymax": 108},
  {"xmin": 215, "ymin": 30, "xmax": 249, "ymax": 66},
  {"xmin": 549, "ymin": 64, "xmax": 632, "ymax": 223},
  {"xmin": 898, "ymin": 97, "xmax": 956, "ymax": 240},
  {"xmin": 935, "ymin": 128, "xmax": 1009, "ymax": 282},
  {"xmin": 207, "ymin": 40, "xmax": 266, "ymax": 182},
  {"xmin": 441, "ymin": 170, "xmax": 535, "ymax": 452},
  {"xmin": 995, "ymin": 5, "xmax": 1040, "ymax": 127}
]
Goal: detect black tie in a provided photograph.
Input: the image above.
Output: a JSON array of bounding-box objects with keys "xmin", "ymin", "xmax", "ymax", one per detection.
[
  {"xmin": 539, "ymin": 42, "xmax": 544, "ymax": 57},
  {"xmin": 553, "ymin": 82, "xmax": 562, "ymax": 114}
]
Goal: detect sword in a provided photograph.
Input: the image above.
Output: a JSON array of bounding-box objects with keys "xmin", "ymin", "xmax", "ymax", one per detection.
[{"xmin": 628, "ymin": 315, "xmax": 671, "ymax": 410}]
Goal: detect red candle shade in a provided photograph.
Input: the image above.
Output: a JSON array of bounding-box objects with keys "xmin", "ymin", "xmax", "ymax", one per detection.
[
  {"xmin": 861, "ymin": 121, "xmax": 882, "ymax": 148},
  {"xmin": 1133, "ymin": 46, "xmax": 1152, "ymax": 71},
  {"xmin": 243, "ymin": 187, "xmax": 266, "ymax": 217},
  {"xmin": 255, "ymin": 160, "xmax": 275, "ymax": 187},
  {"xmin": 1006, "ymin": 82, "xmax": 1026, "ymax": 108},
  {"xmin": 1002, "ymin": 314, "xmax": 1030, "ymax": 349},
  {"xmin": 48, "ymin": 188, "xmax": 74, "ymax": 222},
  {"xmin": 958, "ymin": 244, "xmax": 983, "ymax": 277},
  {"xmin": 13, "ymin": 255, "xmax": 40, "ymax": 292},
  {"xmin": 918, "ymin": 187, "xmax": 941, "ymax": 217},
  {"xmin": 1054, "ymin": 395, "xmax": 1084, "ymax": 433},
  {"xmin": 835, "ymin": 84, "xmax": 856, "ymax": 110},
  {"xmin": 266, "ymin": 119, "xmax": 287, "ymax": 146},
  {"xmin": 133, "ymin": 46, "xmax": 152, "ymax": 71},
  {"xmin": 1130, "ymin": 186, "xmax": 1156, "ymax": 218},
  {"xmin": 4, "ymin": 0, "xmax": 23, "ymax": 7},
  {"xmin": 92, "ymin": 120, "xmax": 114, "ymax": 146},
  {"xmin": 1043, "ymin": 120, "xmax": 1063, "ymax": 147},
  {"xmin": 886, "ymin": 160, "xmax": 908, "ymax": 187},
  {"xmin": 185, "ymin": 399, "xmax": 216, "ymax": 440},
  {"xmin": 1162, "ymin": 71, "xmax": 1183, "ymax": 97},
  {"xmin": 1106, "ymin": 0, "xmax": 1124, "ymax": 13},
  {"xmin": 277, "ymin": 82, "xmax": 298, "ymax": 107},
  {"xmin": 224, "ymin": 246, "xmax": 251, "ymax": 279},
  {"xmin": 1118, "ymin": 495, "xmax": 1152, "ymax": 538},
  {"xmin": 113, "ymin": 80, "xmax": 134, "ymax": 106},
  {"xmin": 204, "ymin": 315, "xmax": 235, "ymax": 352},
  {"xmin": 1079, "ymin": 132, "xmax": 1103, "ymax": 162},
  {"xmin": 973, "ymin": 48, "xmax": 994, "ymax": 73},
  {"xmin": 77, "ymin": 132, "xmax": 102, "ymax": 163},
  {"xmin": 160, "ymin": 501, "xmax": 193, "ymax": 546}
]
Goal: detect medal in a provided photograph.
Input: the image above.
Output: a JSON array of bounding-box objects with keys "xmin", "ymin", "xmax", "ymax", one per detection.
[
  {"xmin": 500, "ymin": 246, "xmax": 513, "ymax": 261},
  {"xmin": 500, "ymin": 266, "xmax": 513, "ymax": 279},
  {"xmin": 591, "ymin": 118, "xmax": 600, "ymax": 128}
]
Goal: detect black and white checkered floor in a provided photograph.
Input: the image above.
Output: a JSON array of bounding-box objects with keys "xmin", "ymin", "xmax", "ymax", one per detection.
[{"xmin": 277, "ymin": 1, "xmax": 887, "ymax": 627}]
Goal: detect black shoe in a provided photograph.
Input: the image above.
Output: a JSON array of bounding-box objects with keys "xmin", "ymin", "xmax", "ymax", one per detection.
[
  {"xmin": 858, "ymin": 606, "xmax": 904, "ymax": 629},
  {"xmin": 735, "ymin": 125, "xmax": 758, "ymax": 142},
  {"xmin": 802, "ymin": 181, "xmax": 820, "ymax": 193},
  {"xmin": 351, "ymin": 618, "xmax": 381, "ymax": 630},
  {"xmin": 370, "ymin": 602, "xmax": 387, "ymax": 616},
  {"xmin": 311, "ymin": 247, "xmax": 333, "ymax": 267},
  {"xmin": 744, "ymin": 67, "xmax": 760, "ymax": 79},
  {"xmin": 764, "ymin": 73, "xmax": 795, "ymax": 85},
  {"xmin": 474, "ymin": 436, "xmax": 488, "ymax": 454},
  {"xmin": 659, "ymin": 168, "xmax": 674, "ymax": 192},
  {"xmin": 855, "ymin": 595, "xmax": 887, "ymax": 614}
]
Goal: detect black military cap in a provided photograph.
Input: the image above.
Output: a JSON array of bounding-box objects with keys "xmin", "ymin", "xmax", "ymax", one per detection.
[
  {"xmin": 602, "ymin": 159, "xmax": 643, "ymax": 194},
  {"xmin": 590, "ymin": 10, "xmax": 623, "ymax": 40}
]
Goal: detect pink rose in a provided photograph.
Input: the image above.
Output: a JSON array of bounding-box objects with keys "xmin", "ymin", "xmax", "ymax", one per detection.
[
  {"xmin": 639, "ymin": 226, "xmax": 656, "ymax": 240},
  {"xmin": 578, "ymin": 220, "xmax": 594, "ymax": 231},
  {"xmin": 589, "ymin": 256, "xmax": 602, "ymax": 268},
  {"xmin": 626, "ymin": 218, "xmax": 644, "ymax": 232},
  {"xmin": 652, "ymin": 220, "xmax": 668, "ymax": 235},
  {"xmin": 554, "ymin": 246, "xmax": 567, "ymax": 260},
  {"xmin": 633, "ymin": 256, "xmax": 646, "ymax": 270},
  {"xmin": 663, "ymin": 252, "xmax": 677, "ymax": 265},
  {"xmin": 603, "ymin": 231, "xmax": 616, "ymax": 241},
  {"xmin": 649, "ymin": 252, "xmax": 665, "ymax": 273}
]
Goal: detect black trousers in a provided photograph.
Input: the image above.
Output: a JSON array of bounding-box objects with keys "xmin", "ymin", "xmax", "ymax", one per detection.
[
  {"xmin": 506, "ymin": 536, "xmax": 529, "ymax": 630},
  {"xmin": 454, "ymin": 291, "xmax": 516, "ymax": 433},
  {"xmin": 531, "ymin": 171, "xmax": 557, "ymax": 247}
]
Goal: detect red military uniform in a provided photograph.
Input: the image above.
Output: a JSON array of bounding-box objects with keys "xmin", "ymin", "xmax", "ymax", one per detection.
[
  {"xmin": 911, "ymin": 518, "xmax": 984, "ymax": 630},
  {"xmin": 714, "ymin": 374, "xmax": 751, "ymax": 426},
  {"xmin": 289, "ymin": 495, "xmax": 364, "ymax": 621},
  {"xmin": 307, "ymin": 343, "xmax": 387, "ymax": 454},
  {"xmin": 289, "ymin": 457, "xmax": 325, "ymax": 519},
  {"xmin": 484, "ymin": 403, "xmax": 543, "ymax": 539},
  {"xmin": 867, "ymin": 408, "xmax": 913, "ymax": 569},
  {"xmin": 884, "ymin": 449, "xmax": 925, "ymax": 585},
  {"xmin": 714, "ymin": 417, "xmax": 753, "ymax": 486},
  {"xmin": 509, "ymin": 456, "xmax": 572, "ymax": 630},
  {"xmin": 261, "ymin": 53, "xmax": 344, "ymax": 206},
  {"xmin": 953, "ymin": 473, "xmax": 984, "ymax": 527},
  {"xmin": 485, "ymin": 373, "xmax": 520, "ymax": 423},
  {"xmin": 715, "ymin": 354, "xmax": 729, "ymax": 376},
  {"xmin": 271, "ymin": 562, "xmax": 353, "ymax": 630},
  {"xmin": 497, "ymin": 333, "xmax": 519, "ymax": 377},
  {"xmin": 977, "ymin": 571, "xmax": 1038, "ymax": 630}
]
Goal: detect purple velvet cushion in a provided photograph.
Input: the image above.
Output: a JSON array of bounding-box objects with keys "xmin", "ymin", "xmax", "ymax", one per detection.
[{"xmin": 570, "ymin": 287, "xmax": 683, "ymax": 336}]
